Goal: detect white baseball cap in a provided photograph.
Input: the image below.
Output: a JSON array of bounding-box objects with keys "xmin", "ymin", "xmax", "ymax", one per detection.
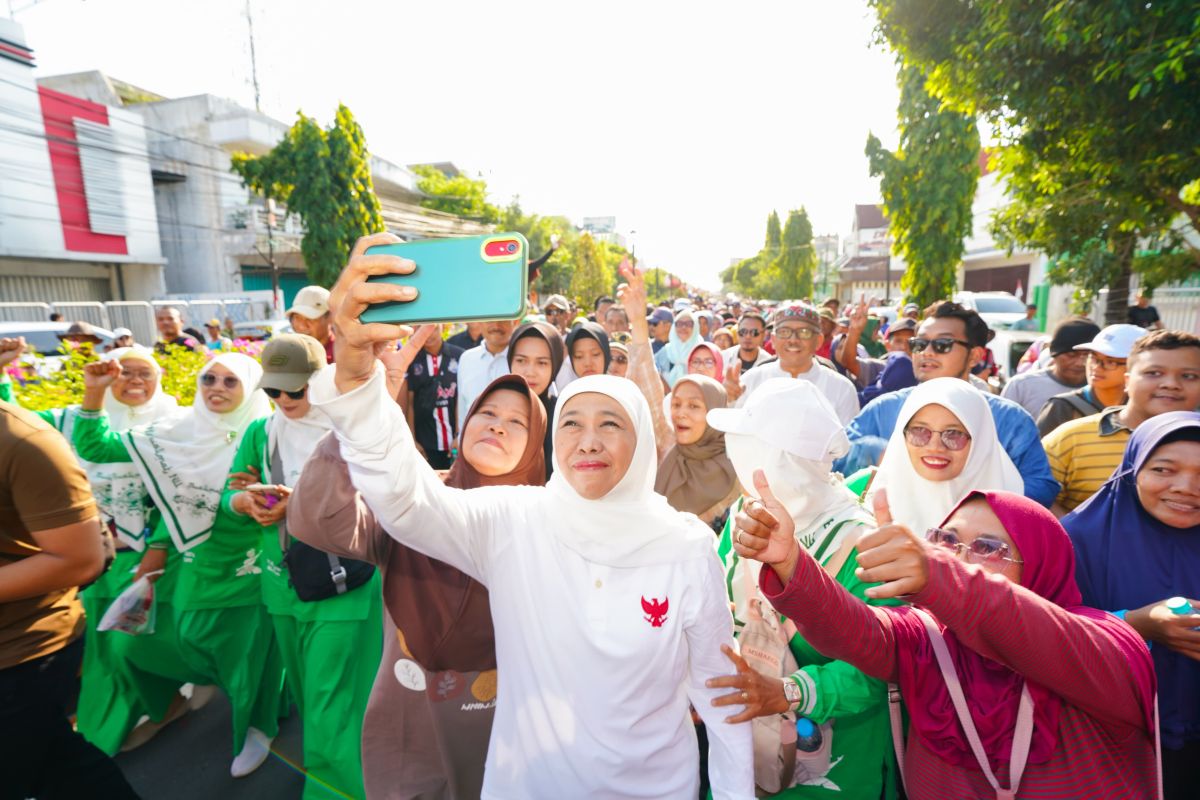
[
  {"xmin": 112, "ymin": 327, "xmax": 133, "ymax": 339},
  {"xmin": 1073, "ymin": 324, "xmax": 1145, "ymax": 359},
  {"xmin": 285, "ymin": 285, "xmax": 331, "ymax": 319},
  {"xmin": 706, "ymin": 377, "xmax": 849, "ymax": 460}
]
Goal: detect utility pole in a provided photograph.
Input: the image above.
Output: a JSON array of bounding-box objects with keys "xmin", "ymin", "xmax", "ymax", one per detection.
[
  {"xmin": 245, "ymin": 0, "xmax": 262, "ymax": 112},
  {"xmin": 266, "ymin": 198, "xmax": 279, "ymax": 313}
]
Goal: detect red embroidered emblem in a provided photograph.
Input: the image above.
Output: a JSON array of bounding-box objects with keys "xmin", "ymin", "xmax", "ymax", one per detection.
[{"xmin": 642, "ymin": 596, "xmax": 669, "ymax": 627}]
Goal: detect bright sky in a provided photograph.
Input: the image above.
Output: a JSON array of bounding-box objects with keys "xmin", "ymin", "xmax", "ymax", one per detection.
[{"xmin": 17, "ymin": 0, "xmax": 900, "ymax": 290}]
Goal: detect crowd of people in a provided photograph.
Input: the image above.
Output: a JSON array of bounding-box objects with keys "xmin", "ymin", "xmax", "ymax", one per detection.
[{"xmin": 1, "ymin": 230, "xmax": 1197, "ymax": 800}]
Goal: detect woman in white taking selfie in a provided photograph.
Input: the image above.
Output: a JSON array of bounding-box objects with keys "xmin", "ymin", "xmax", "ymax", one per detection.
[{"xmin": 309, "ymin": 233, "xmax": 754, "ymax": 799}]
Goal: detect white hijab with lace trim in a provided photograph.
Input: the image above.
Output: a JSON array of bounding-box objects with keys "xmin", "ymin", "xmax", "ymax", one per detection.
[{"xmin": 122, "ymin": 352, "xmax": 271, "ymax": 552}]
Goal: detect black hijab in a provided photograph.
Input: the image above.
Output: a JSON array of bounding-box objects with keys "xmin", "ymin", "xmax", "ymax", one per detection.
[
  {"xmin": 507, "ymin": 321, "xmax": 566, "ymax": 479},
  {"xmin": 564, "ymin": 321, "xmax": 612, "ymax": 374}
]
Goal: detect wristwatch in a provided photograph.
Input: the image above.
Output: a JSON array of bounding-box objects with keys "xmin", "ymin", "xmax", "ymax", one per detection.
[{"xmin": 782, "ymin": 677, "xmax": 802, "ymax": 711}]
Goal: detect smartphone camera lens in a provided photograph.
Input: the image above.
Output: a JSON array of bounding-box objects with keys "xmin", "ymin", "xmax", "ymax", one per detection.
[{"xmin": 507, "ymin": 242, "xmax": 517, "ymax": 253}]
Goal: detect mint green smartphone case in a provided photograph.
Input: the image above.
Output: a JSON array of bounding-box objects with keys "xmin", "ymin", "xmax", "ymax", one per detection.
[{"xmin": 360, "ymin": 232, "xmax": 528, "ymax": 324}]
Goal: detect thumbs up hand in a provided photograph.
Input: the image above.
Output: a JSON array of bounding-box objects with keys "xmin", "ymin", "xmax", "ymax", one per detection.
[
  {"xmin": 855, "ymin": 489, "xmax": 930, "ymax": 599},
  {"xmin": 732, "ymin": 470, "xmax": 802, "ymax": 581}
]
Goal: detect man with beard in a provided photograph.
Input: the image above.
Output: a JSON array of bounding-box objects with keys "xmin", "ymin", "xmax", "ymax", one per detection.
[{"xmin": 723, "ymin": 304, "xmax": 858, "ymax": 424}]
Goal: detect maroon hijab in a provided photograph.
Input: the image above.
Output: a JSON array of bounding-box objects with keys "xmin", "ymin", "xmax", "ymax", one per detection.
[
  {"xmin": 386, "ymin": 375, "xmax": 546, "ymax": 672},
  {"xmin": 896, "ymin": 490, "xmax": 1156, "ymax": 771}
]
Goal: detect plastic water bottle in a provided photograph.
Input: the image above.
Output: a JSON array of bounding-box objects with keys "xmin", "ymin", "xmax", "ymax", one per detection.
[
  {"xmin": 1167, "ymin": 597, "xmax": 1200, "ymax": 630},
  {"xmin": 795, "ymin": 717, "xmax": 823, "ymax": 753}
]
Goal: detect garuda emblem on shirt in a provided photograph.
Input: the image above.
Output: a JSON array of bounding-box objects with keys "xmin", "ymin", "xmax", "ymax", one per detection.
[{"xmin": 642, "ymin": 596, "xmax": 669, "ymax": 627}]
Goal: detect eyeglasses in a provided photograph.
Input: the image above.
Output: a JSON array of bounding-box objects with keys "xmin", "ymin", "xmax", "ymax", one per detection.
[
  {"xmin": 1087, "ymin": 353, "xmax": 1126, "ymax": 371},
  {"xmin": 263, "ymin": 386, "xmax": 307, "ymax": 400},
  {"xmin": 910, "ymin": 337, "xmax": 970, "ymax": 354},
  {"xmin": 690, "ymin": 358, "xmax": 717, "ymax": 370},
  {"xmin": 903, "ymin": 425, "xmax": 972, "ymax": 451},
  {"xmin": 200, "ymin": 373, "xmax": 241, "ymax": 390},
  {"xmin": 611, "ymin": 354, "xmax": 629, "ymax": 365},
  {"xmin": 675, "ymin": 321, "xmax": 694, "ymax": 329},
  {"xmin": 545, "ymin": 308, "xmax": 567, "ymax": 316},
  {"xmin": 738, "ymin": 328, "xmax": 763, "ymax": 338},
  {"xmin": 926, "ymin": 527, "xmax": 1022, "ymax": 566},
  {"xmin": 774, "ymin": 326, "xmax": 817, "ymax": 340},
  {"xmin": 119, "ymin": 369, "xmax": 155, "ymax": 382}
]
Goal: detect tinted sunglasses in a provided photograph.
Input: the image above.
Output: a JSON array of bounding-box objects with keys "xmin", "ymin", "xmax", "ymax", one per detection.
[
  {"xmin": 903, "ymin": 425, "xmax": 971, "ymax": 451},
  {"xmin": 737, "ymin": 327, "xmax": 763, "ymax": 337},
  {"xmin": 910, "ymin": 337, "xmax": 970, "ymax": 354},
  {"xmin": 926, "ymin": 527, "xmax": 1022, "ymax": 565},
  {"xmin": 263, "ymin": 386, "xmax": 307, "ymax": 400},
  {"xmin": 611, "ymin": 354, "xmax": 629, "ymax": 365},
  {"xmin": 200, "ymin": 373, "xmax": 241, "ymax": 390}
]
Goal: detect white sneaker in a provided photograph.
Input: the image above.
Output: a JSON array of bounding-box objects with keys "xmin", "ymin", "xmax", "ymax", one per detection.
[{"xmin": 230, "ymin": 726, "xmax": 273, "ymax": 778}]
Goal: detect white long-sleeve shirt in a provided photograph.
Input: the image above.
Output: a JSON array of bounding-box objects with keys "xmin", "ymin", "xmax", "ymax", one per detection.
[
  {"xmin": 313, "ymin": 373, "xmax": 754, "ymax": 800},
  {"xmin": 455, "ymin": 343, "xmax": 510, "ymax": 430},
  {"xmin": 736, "ymin": 359, "xmax": 859, "ymax": 424}
]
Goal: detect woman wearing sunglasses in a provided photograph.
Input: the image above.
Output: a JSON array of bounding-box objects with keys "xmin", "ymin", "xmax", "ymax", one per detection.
[
  {"xmin": 731, "ymin": 480, "xmax": 1159, "ymax": 799},
  {"xmin": 859, "ymin": 378, "xmax": 1024, "ymax": 533},
  {"xmin": 73, "ymin": 352, "xmax": 282, "ymax": 777},
  {"xmin": 219, "ymin": 334, "xmax": 382, "ymax": 798}
]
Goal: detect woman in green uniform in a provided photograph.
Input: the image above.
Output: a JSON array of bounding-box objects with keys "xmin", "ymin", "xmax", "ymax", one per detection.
[
  {"xmin": 74, "ymin": 351, "xmax": 282, "ymax": 777},
  {"xmin": 706, "ymin": 377, "xmax": 899, "ymax": 799},
  {"xmin": 222, "ymin": 334, "xmax": 382, "ymax": 799}
]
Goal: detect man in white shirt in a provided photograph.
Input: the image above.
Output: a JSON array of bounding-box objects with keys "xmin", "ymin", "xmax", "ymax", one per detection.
[
  {"xmin": 455, "ymin": 319, "xmax": 516, "ymax": 426},
  {"xmin": 725, "ymin": 303, "xmax": 859, "ymax": 423}
]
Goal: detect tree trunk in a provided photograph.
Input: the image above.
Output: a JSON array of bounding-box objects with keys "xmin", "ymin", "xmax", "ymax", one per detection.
[{"xmin": 1104, "ymin": 235, "xmax": 1135, "ymax": 325}]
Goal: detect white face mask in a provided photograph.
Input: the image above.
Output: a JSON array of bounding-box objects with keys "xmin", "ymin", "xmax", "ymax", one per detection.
[{"xmin": 726, "ymin": 433, "xmax": 838, "ymax": 529}]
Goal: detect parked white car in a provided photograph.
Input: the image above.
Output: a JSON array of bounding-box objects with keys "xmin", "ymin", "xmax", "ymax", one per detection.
[
  {"xmin": 953, "ymin": 291, "xmax": 1029, "ymax": 330},
  {"xmin": 232, "ymin": 319, "xmax": 293, "ymax": 341}
]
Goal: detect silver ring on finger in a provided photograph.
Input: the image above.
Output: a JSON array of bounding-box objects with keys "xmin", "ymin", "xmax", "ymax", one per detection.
[
  {"xmin": 736, "ymin": 531, "xmax": 744, "ymax": 546},
  {"xmin": 741, "ymin": 690, "xmax": 749, "ymax": 701}
]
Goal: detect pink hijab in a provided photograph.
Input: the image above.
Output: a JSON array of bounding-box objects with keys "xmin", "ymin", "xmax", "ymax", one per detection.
[
  {"xmin": 896, "ymin": 491, "xmax": 1156, "ymax": 772},
  {"xmin": 686, "ymin": 341, "xmax": 724, "ymax": 381}
]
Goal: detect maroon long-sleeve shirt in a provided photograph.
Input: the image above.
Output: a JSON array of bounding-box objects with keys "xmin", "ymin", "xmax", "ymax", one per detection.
[{"xmin": 760, "ymin": 547, "xmax": 1158, "ymax": 799}]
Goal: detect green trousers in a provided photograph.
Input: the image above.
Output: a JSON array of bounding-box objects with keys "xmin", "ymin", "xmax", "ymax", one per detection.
[
  {"xmin": 76, "ymin": 550, "xmax": 195, "ymax": 755},
  {"xmin": 175, "ymin": 604, "xmax": 284, "ymax": 754},
  {"xmin": 272, "ymin": 599, "xmax": 382, "ymax": 800}
]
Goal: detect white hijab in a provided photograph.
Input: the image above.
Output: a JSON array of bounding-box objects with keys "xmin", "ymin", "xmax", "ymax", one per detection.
[
  {"xmin": 45, "ymin": 347, "xmax": 182, "ymax": 550},
  {"xmin": 123, "ymin": 352, "xmax": 271, "ymax": 553},
  {"xmin": 266, "ymin": 363, "xmax": 336, "ymax": 486},
  {"xmin": 544, "ymin": 374, "xmax": 715, "ymax": 568},
  {"xmin": 866, "ymin": 377, "xmax": 1023, "ymax": 535}
]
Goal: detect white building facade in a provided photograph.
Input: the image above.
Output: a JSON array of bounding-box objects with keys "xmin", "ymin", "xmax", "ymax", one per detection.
[{"xmin": 0, "ymin": 19, "xmax": 165, "ymax": 305}]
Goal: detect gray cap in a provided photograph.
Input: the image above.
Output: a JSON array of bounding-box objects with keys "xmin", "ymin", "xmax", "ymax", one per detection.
[{"xmin": 258, "ymin": 333, "xmax": 326, "ymax": 392}]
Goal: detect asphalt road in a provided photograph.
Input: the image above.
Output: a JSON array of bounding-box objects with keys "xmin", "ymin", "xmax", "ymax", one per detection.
[{"xmin": 113, "ymin": 693, "xmax": 317, "ymax": 800}]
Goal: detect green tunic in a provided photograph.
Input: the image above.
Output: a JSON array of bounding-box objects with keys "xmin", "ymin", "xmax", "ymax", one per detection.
[
  {"xmin": 222, "ymin": 416, "xmax": 381, "ymax": 798},
  {"xmin": 73, "ymin": 410, "xmax": 283, "ymax": 754},
  {"xmin": 70, "ymin": 411, "xmax": 198, "ymax": 754},
  {"xmin": 717, "ymin": 498, "xmax": 898, "ymax": 799}
]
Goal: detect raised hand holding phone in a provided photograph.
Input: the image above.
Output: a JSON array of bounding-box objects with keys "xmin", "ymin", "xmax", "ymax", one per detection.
[{"xmin": 330, "ymin": 233, "xmax": 418, "ymax": 395}]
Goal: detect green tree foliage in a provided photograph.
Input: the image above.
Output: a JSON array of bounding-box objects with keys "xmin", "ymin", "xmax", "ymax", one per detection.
[
  {"xmin": 866, "ymin": 63, "xmax": 980, "ymax": 309},
  {"xmin": 231, "ymin": 105, "xmax": 384, "ymax": 287},
  {"xmin": 569, "ymin": 233, "xmax": 614, "ymax": 308},
  {"xmin": 764, "ymin": 211, "xmax": 783, "ymax": 259},
  {"xmin": 771, "ymin": 208, "xmax": 818, "ymax": 300},
  {"xmin": 869, "ymin": 0, "xmax": 1200, "ymax": 321},
  {"xmin": 412, "ymin": 165, "xmax": 500, "ymax": 223}
]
